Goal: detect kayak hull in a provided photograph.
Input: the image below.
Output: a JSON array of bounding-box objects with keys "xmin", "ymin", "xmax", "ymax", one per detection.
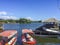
[
  {"xmin": 22, "ymin": 34, "xmax": 36, "ymax": 45},
  {"xmin": 23, "ymin": 39, "xmax": 36, "ymax": 44}
]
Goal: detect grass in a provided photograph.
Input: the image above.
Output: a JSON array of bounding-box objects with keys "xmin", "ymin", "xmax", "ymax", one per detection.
[{"xmin": 31, "ymin": 35, "xmax": 60, "ymax": 43}]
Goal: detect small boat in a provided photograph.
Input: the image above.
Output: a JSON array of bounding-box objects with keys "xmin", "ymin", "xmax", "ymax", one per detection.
[
  {"xmin": 22, "ymin": 33, "xmax": 36, "ymax": 45},
  {"xmin": 0, "ymin": 30, "xmax": 17, "ymax": 45}
]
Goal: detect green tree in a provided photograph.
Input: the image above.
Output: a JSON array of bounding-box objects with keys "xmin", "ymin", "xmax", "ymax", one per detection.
[{"xmin": 19, "ymin": 18, "xmax": 32, "ymax": 24}]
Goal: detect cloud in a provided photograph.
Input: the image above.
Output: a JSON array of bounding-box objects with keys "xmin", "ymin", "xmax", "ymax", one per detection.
[
  {"xmin": 25, "ymin": 17, "xmax": 33, "ymax": 20},
  {"xmin": 0, "ymin": 11, "xmax": 18, "ymax": 20},
  {"xmin": 0, "ymin": 15, "xmax": 18, "ymax": 20},
  {"xmin": 0, "ymin": 11, "xmax": 7, "ymax": 15},
  {"xmin": 25, "ymin": 17, "xmax": 40, "ymax": 21}
]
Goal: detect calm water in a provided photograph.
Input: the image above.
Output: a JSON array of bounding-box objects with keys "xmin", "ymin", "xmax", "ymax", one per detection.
[{"xmin": 3, "ymin": 23, "xmax": 60, "ymax": 45}]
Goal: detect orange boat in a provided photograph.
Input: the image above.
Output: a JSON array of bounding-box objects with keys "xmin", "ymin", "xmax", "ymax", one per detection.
[
  {"xmin": 22, "ymin": 33, "xmax": 36, "ymax": 45},
  {"xmin": 0, "ymin": 30, "xmax": 17, "ymax": 45},
  {"xmin": 22, "ymin": 29, "xmax": 34, "ymax": 34}
]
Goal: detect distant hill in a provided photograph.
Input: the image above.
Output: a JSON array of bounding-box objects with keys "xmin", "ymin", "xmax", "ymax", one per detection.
[{"xmin": 42, "ymin": 18, "xmax": 59, "ymax": 23}]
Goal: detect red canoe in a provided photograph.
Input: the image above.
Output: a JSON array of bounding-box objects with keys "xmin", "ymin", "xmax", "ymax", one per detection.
[{"xmin": 22, "ymin": 34, "xmax": 36, "ymax": 45}]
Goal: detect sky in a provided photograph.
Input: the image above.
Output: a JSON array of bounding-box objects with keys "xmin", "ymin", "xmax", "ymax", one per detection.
[{"xmin": 0, "ymin": 0, "xmax": 60, "ymax": 20}]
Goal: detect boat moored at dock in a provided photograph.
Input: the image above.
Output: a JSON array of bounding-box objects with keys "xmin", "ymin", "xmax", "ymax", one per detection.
[
  {"xmin": 22, "ymin": 29, "xmax": 36, "ymax": 45},
  {"xmin": 0, "ymin": 30, "xmax": 17, "ymax": 45},
  {"xmin": 22, "ymin": 33, "xmax": 36, "ymax": 45}
]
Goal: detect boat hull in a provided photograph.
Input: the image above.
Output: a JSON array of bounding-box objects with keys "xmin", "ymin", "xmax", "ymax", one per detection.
[{"xmin": 22, "ymin": 34, "xmax": 36, "ymax": 45}]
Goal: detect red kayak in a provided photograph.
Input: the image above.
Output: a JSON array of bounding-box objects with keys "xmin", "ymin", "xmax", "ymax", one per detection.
[{"xmin": 22, "ymin": 34, "xmax": 36, "ymax": 45}]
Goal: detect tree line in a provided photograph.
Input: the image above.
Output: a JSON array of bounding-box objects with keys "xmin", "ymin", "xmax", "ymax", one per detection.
[{"xmin": 0, "ymin": 18, "xmax": 42, "ymax": 24}]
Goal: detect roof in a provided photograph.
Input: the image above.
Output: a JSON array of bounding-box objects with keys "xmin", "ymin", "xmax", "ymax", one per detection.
[{"xmin": 0, "ymin": 30, "xmax": 17, "ymax": 39}]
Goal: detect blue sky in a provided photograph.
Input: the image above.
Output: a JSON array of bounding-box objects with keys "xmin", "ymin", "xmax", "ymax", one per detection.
[{"xmin": 0, "ymin": 0, "xmax": 60, "ymax": 20}]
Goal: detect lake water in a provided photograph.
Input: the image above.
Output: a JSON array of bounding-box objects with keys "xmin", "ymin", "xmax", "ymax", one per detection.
[{"xmin": 3, "ymin": 23, "xmax": 60, "ymax": 45}]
